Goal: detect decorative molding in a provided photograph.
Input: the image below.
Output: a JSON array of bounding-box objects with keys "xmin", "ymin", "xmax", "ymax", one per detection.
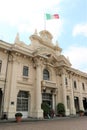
[
  {"xmin": 32, "ymin": 56, "xmax": 44, "ymax": 68},
  {"xmin": 41, "ymin": 80, "xmax": 57, "ymax": 89},
  {"xmin": 17, "ymin": 80, "xmax": 32, "ymax": 86}
]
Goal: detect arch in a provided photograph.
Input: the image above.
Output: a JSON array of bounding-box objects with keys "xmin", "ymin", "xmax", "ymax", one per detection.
[{"xmin": 16, "ymin": 90, "xmax": 30, "ymax": 118}]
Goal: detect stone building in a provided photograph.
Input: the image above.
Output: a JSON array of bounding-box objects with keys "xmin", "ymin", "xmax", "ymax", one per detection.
[{"xmin": 0, "ymin": 30, "xmax": 87, "ymax": 118}]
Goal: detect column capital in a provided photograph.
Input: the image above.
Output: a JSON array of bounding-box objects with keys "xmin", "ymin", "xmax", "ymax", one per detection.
[
  {"xmin": 33, "ymin": 57, "xmax": 44, "ymax": 68},
  {"xmin": 55, "ymin": 67, "xmax": 66, "ymax": 76}
]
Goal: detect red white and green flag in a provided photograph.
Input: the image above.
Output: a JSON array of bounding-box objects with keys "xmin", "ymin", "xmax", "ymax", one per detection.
[{"xmin": 46, "ymin": 13, "xmax": 59, "ymax": 20}]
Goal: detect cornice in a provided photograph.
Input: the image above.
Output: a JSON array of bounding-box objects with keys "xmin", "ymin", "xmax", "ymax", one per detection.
[
  {"xmin": 0, "ymin": 40, "xmax": 34, "ymax": 58},
  {"xmin": 0, "ymin": 40, "xmax": 12, "ymax": 50},
  {"xmin": 65, "ymin": 66, "xmax": 87, "ymax": 78},
  {"xmin": 57, "ymin": 55, "xmax": 72, "ymax": 66},
  {"xmin": 11, "ymin": 44, "xmax": 33, "ymax": 57}
]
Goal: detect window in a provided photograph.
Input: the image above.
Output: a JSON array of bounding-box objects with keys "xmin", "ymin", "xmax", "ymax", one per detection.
[
  {"xmin": 17, "ymin": 91, "xmax": 28, "ymax": 111},
  {"xmin": 74, "ymin": 81, "xmax": 77, "ymax": 89},
  {"xmin": 82, "ymin": 83, "xmax": 85, "ymax": 91},
  {"xmin": 65, "ymin": 77, "xmax": 68, "ymax": 85},
  {"xmin": 42, "ymin": 93, "xmax": 52, "ymax": 101},
  {"xmin": 43, "ymin": 69, "xmax": 49, "ymax": 80},
  {"xmin": 0, "ymin": 60, "xmax": 2, "ymax": 73},
  {"xmin": 42, "ymin": 93, "xmax": 52, "ymax": 108},
  {"xmin": 23, "ymin": 66, "xmax": 29, "ymax": 76}
]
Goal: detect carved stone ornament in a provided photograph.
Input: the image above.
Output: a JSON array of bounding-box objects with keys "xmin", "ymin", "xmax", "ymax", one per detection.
[
  {"xmin": 55, "ymin": 68, "xmax": 66, "ymax": 76},
  {"xmin": 33, "ymin": 57, "xmax": 44, "ymax": 68}
]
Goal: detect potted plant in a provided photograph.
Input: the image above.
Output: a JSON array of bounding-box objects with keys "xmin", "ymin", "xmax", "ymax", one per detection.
[
  {"xmin": 15, "ymin": 112, "xmax": 23, "ymax": 122},
  {"xmin": 79, "ymin": 110, "xmax": 84, "ymax": 116},
  {"xmin": 57, "ymin": 103, "xmax": 65, "ymax": 117}
]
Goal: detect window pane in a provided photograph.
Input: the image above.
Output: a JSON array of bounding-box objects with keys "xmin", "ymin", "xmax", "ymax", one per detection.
[
  {"xmin": 74, "ymin": 81, "xmax": 77, "ymax": 89},
  {"xmin": 42, "ymin": 93, "xmax": 52, "ymax": 101},
  {"xmin": 43, "ymin": 69, "xmax": 49, "ymax": 80},
  {"xmin": 17, "ymin": 91, "xmax": 28, "ymax": 111},
  {"xmin": 65, "ymin": 77, "xmax": 68, "ymax": 85},
  {"xmin": 82, "ymin": 83, "xmax": 85, "ymax": 90},
  {"xmin": 23, "ymin": 66, "xmax": 29, "ymax": 76}
]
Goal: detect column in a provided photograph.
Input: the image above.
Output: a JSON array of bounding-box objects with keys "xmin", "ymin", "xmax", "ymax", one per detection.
[
  {"xmin": 8, "ymin": 60, "xmax": 18, "ymax": 118},
  {"xmin": 70, "ymin": 75, "xmax": 76, "ymax": 115},
  {"xmin": 61, "ymin": 70, "xmax": 67, "ymax": 115},
  {"xmin": 52, "ymin": 94, "xmax": 55, "ymax": 110},
  {"xmin": 79, "ymin": 79, "xmax": 84, "ymax": 110},
  {"xmin": 35, "ymin": 60, "xmax": 43, "ymax": 118}
]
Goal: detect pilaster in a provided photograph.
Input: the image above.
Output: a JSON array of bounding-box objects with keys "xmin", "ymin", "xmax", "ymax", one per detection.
[
  {"xmin": 61, "ymin": 68, "xmax": 67, "ymax": 115},
  {"xmin": 78, "ymin": 79, "xmax": 84, "ymax": 110},
  {"xmin": 34, "ymin": 58, "xmax": 43, "ymax": 118},
  {"xmin": 52, "ymin": 94, "xmax": 55, "ymax": 110},
  {"xmin": 70, "ymin": 74, "xmax": 76, "ymax": 115},
  {"xmin": 8, "ymin": 59, "xmax": 18, "ymax": 118}
]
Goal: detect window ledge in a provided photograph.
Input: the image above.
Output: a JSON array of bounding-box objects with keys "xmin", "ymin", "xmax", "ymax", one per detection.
[{"xmin": 22, "ymin": 76, "xmax": 29, "ymax": 79}]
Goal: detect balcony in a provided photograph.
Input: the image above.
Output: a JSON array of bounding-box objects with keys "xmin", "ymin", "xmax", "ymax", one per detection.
[{"xmin": 41, "ymin": 80, "xmax": 57, "ymax": 89}]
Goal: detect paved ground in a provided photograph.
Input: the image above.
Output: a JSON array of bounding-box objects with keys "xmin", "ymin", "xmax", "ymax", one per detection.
[{"xmin": 0, "ymin": 116, "xmax": 87, "ymax": 130}]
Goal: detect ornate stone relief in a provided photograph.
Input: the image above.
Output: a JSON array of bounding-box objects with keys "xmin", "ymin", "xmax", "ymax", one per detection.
[
  {"xmin": 55, "ymin": 67, "xmax": 67, "ymax": 76},
  {"xmin": 32, "ymin": 56, "xmax": 44, "ymax": 68}
]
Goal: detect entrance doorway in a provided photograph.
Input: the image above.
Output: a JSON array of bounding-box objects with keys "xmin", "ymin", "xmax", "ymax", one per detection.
[
  {"xmin": 0, "ymin": 89, "xmax": 2, "ymax": 117},
  {"xmin": 42, "ymin": 93, "xmax": 52, "ymax": 108},
  {"xmin": 83, "ymin": 97, "xmax": 87, "ymax": 110},
  {"xmin": 74, "ymin": 97, "xmax": 79, "ymax": 113}
]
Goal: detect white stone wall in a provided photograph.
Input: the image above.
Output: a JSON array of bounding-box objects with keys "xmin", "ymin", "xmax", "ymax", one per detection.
[{"xmin": 0, "ymin": 30, "xmax": 87, "ymax": 118}]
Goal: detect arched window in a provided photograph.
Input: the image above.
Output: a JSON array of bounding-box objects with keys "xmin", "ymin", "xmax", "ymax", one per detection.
[
  {"xmin": 17, "ymin": 91, "xmax": 28, "ymax": 111},
  {"xmin": 43, "ymin": 69, "xmax": 49, "ymax": 80}
]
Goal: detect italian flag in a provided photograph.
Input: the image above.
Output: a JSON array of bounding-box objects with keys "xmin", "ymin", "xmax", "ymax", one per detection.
[{"xmin": 46, "ymin": 13, "xmax": 59, "ymax": 20}]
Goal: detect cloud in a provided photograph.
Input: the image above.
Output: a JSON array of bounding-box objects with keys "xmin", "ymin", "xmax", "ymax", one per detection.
[
  {"xmin": 63, "ymin": 46, "xmax": 87, "ymax": 72},
  {"xmin": 0, "ymin": 0, "xmax": 61, "ymax": 24},
  {"xmin": 45, "ymin": 19, "xmax": 64, "ymax": 42},
  {"xmin": 0, "ymin": 0, "xmax": 63, "ymax": 42},
  {"xmin": 72, "ymin": 24, "xmax": 87, "ymax": 37}
]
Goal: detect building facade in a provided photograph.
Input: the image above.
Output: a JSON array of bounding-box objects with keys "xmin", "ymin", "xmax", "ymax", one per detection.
[{"xmin": 0, "ymin": 30, "xmax": 87, "ymax": 118}]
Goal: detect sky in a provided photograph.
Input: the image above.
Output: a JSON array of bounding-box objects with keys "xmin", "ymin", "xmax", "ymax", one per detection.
[{"xmin": 0, "ymin": 0, "xmax": 87, "ymax": 72}]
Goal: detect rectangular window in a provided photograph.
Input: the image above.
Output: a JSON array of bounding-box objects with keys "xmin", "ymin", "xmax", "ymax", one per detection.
[
  {"xmin": 74, "ymin": 81, "xmax": 77, "ymax": 89},
  {"xmin": 65, "ymin": 77, "xmax": 68, "ymax": 85},
  {"xmin": 23, "ymin": 66, "xmax": 29, "ymax": 76},
  {"xmin": 82, "ymin": 83, "xmax": 85, "ymax": 90},
  {"xmin": 0, "ymin": 60, "xmax": 2, "ymax": 73}
]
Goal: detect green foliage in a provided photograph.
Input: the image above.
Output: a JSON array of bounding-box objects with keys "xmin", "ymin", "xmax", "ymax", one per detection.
[
  {"xmin": 41, "ymin": 102, "xmax": 50, "ymax": 117},
  {"xmin": 57, "ymin": 103, "xmax": 65, "ymax": 116},
  {"xmin": 15, "ymin": 112, "xmax": 23, "ymax": 117}
]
